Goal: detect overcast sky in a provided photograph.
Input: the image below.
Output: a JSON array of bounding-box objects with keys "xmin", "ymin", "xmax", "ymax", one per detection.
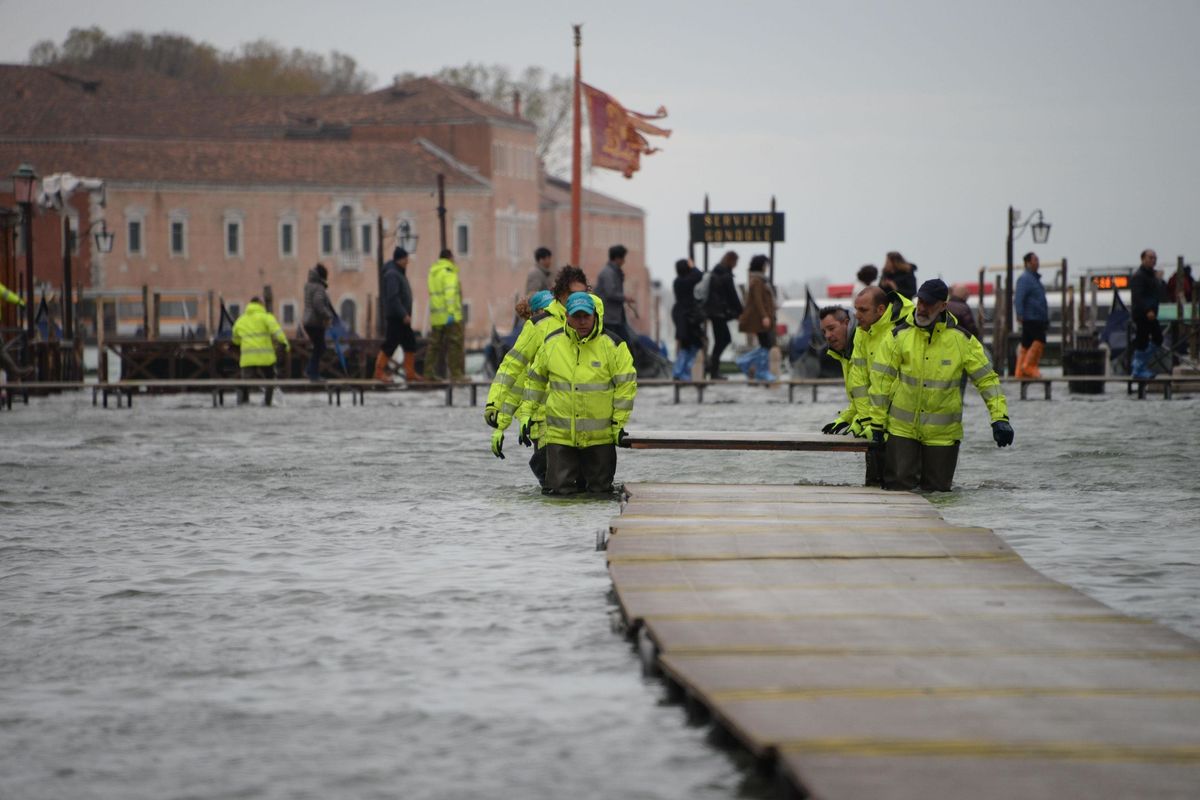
[{"xmin": 4, "ymin": 0, "xmax": 1197, "ymax": 292}]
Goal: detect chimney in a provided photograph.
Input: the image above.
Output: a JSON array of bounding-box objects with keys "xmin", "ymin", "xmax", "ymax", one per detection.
[{"xmin": 512, "ymin": 90, "xmax": 521, "ymax": 118}]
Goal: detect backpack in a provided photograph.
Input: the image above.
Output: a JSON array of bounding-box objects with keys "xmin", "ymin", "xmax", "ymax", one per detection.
[{"xmin": 693, "ymin": 270, "xmax": 712, "ymax": 305}]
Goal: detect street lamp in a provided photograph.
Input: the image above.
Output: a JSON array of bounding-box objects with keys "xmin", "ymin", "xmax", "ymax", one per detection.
[
  {"xmin": 1005, "ymin": 205, "xmax": 1051, "ymax": 360},
  {"xmin": 12, "ymin": 163, "xmax": 38, "ymax": 339},
  {"xmin": 396, "ymin": 219, "xmax": 418, "ymax": 254}
]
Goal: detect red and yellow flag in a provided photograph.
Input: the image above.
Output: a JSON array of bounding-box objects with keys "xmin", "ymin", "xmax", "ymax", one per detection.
[{"xmin": 581, "ymin": 83, "xmax": 671, "ymax": 178}]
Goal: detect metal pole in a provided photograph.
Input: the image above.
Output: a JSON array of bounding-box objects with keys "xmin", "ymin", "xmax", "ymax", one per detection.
[
  {"xmin": 1060, "ymin": 257, "xmax": 1069, "ymax": 351},
  {"xmin": 570, "ymin": 24, "xmax": 582, "ymax": 267},
  {"xmin": 1005, "ymin": 205, "xmax": 1015, "ymax": 375},
  {"xmin": 63, "ymin": 217, "xmax": 74, "ymax": 340},
  {"xmin": 768, "ymin": 195, "xmax": 776, "ymax": 287},
  {"xmin": 377, "ymin": 216, "xmax": 385, "ymax": 337},
  {"xmin": 22, "ymin": 202, "xmax": 33, "ymax": 340},
  {"xmin": 702, "ymin": 194, "xmax": 710, "ymax": 272},
  {"xmin": 437, "ymin": 174, "xmax": 447, "ymax": 253}
]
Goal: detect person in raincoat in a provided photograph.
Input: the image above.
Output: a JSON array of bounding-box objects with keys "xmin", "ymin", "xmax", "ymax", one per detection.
[
  {"xmin": 521, "ymin": 292, "xmax": 636, "ymax": 495},
  {"xmin": 0, "ymin": 281, "xmax": 33, "ymax": 380},
  {"xmin": 865, "ymin": 279, "xmax": 1012, "ymax": 491},
  {"xmin": 487, "ymin": 267, "xmax": 591, "ymax": 486},
  {"xmin": 231, "ymin": 296, "xmax": 289, "ymax": 405}
]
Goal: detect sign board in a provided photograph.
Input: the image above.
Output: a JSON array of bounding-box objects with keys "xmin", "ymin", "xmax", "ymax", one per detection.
[
  {"xmin": 690, "ymin": 212, "xmax": 785, "ymax": 245},
  {"xmin": 1090, "ymin": 274, "xmax": 1130, "ymax": 290}
]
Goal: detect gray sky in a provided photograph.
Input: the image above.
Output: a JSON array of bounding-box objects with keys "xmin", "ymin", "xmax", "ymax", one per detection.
[{"xmin": 4, "ymin": 0, "xmax": 1197, "ymax": 291}]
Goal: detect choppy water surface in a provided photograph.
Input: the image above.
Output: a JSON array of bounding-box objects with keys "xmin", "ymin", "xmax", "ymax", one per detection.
[{"xmin": 2, "ymin": 384, "xmax": 1198, "ymax": 799}]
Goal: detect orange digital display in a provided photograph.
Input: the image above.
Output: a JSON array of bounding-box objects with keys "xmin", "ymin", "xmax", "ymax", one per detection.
[{"xmin": 1090, "ymin": 275, "xmax": 1130, "ymax": 290}]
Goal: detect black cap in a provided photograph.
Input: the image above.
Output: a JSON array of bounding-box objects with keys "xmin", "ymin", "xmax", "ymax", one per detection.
[
  {"xmin": 393, "ymin": 247, "xmax": 408, "ymax": 261},
  {"xmin": 915, "ymin": 278, "xmax": 949, "ymax": 303}
]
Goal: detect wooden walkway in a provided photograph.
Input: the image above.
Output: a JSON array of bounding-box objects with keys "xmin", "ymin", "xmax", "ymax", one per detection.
[{"xmin": 606, "ymin": 483, "xmax": 1200, "ymax": 799}]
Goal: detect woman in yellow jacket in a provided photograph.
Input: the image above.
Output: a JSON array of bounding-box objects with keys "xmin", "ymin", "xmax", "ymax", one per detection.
[
  {"xmin": 521, "ymin": 292, "xmax": 636, "ymax": 495},
  {"xmin": 486, "ymin": 267, "xmax": 590, "ymax": 484}
]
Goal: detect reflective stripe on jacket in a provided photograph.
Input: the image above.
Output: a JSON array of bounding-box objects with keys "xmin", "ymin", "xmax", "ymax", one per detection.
[
  {"xmin": 522, "ymin": 316, "xmax": 636, "ymax": 448},
  {"xmin": 867, "ymin": 312, "xmax": 1008, "ymax": 446},
  {"xmin": 231, "ymin": 302, "xmax": 289, "ymax": 367},
  {"xmin": 427, "ymin": 258, "xmax": 462, "ymax": 327},
  {"xmin": 487, "ymin": 302, "xmax": 566, "ymax": 431},
  {"xmin": 852, "ymin": 293, "xmax": 914, "ymax": 429}
]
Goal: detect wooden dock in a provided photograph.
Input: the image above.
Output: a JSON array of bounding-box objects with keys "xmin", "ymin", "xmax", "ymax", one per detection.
[{"xmin": 606, "ymin": 483, "xmax": 1200, "ymax": 799}]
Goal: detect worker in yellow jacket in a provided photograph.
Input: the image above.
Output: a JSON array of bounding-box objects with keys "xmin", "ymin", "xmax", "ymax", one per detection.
[
  {"xmin": 866, "ymin": 279, "xmax": 1013, "ymax": 491},
  {"xmin": 1, "ymin": 281, "xmax": 33, "ymax": 380},
  {"xmin": 821, "ymin": 287, "xmax": 914, "ymax": 485},
  {"xmin": 231, "ymin": 296, "xmax": 289, "ymax": 405},
  {"xmin": 486, "ymin": 267, "xmax": 591, "ymax": 485},
  {"xmin": 521, "ymin": 292, "xmax": 636, "ymax": 494},
  {"xmin": 424, "ymin": 248, "xmax": 464, "ymax": 381}
]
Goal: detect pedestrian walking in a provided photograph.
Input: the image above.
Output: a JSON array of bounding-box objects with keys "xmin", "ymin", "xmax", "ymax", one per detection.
[
  {"xmin": 301, "ymin": 264, "xmax": 335, "ymax": 381},
  {"xmin": 735, "ymin": 255, "xmax": 778, "ymax": 381},
  {"xmin": 1014, "ymin": 252, "xmax": 1048, "ymax": 377},
  {"xmin": 704, "ymin": 251, "xmax": 743, "ymax": 379},
  {"xmin": 671, "ymin": 259, "xmax": 704, "ymax": 380},
  {"xmin": 375, "ymin": 247, "xmax": 419, "ymax": 382},
  {"xmin": 595, "ymin": 244, "xmax": 635, "ymax": 344},
  {"xmin": 1130, "ymin": 249, "xmax": 1164, "ymax": 378},
  {"xmin": 424, "ymin": 248, "xmax": 465, "ymax": 381},
  {"xmin": 231, "ymin": 297, "xmax": 289, "ymax": 406}
]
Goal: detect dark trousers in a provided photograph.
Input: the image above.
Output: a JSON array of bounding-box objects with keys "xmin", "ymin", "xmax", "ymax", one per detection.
[
  {"xmin": 883, "ymin": 435, "xmax": 959, "ymax": 492},
  {"xmin": 381, "ymin": 315, "xmax": 416, "ymax": 359},
  {"xmin": 864, "ymin": 448, "xmax": 883, "ymax": 488},
  {"xmin": 544, "ymin": 443, "xmax": 617, "ymax": 494},
  {"xmin": 710, "ymin": 319, "xmax": 731, "ymax": 376},
  {"xmin": 304, "ymin": 325, "xmax": 326, "ymax": 378},
  {"xmin": 1020, "ymin": 319, "xmax": 1048, "ymax": 348},
  {"xmin": 756, "ymin": 330, "xmax": 776, "ymax": 349},
  {"xmin": 424, "ymin": 322, "xmax": 464, "ymax": 380},
  {"xmin": 529, "ymin": 443, "xmax": 548, "ymax": 488},
  {"xmin": 239, "ymin": 364, "xmax": 276, "ymax": 406},
  {"xmin": 1133, "ymin": 316, "xmax": 1163, "ymax": 351}
]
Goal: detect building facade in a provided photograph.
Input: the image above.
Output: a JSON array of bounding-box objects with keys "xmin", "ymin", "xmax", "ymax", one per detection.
[{"xmin": 0, "ymin": 66, "xmax": 650, "ymax": 345}]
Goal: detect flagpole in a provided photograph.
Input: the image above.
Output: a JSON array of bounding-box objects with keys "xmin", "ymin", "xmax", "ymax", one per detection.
[{"xmin": 571, "ymin": 23, "xmax": 582, "ymax": 268}]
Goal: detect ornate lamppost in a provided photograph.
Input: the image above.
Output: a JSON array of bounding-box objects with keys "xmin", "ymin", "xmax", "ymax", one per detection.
[
  {"xmin": 12, "ymin": 163, "xmax": 38, "ymax": 339},
  {"xmin": 1005, "ymin": 206, "xmax": 1051, "ymax": 371}
]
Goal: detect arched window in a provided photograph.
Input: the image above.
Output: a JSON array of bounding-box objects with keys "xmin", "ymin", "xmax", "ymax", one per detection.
[
  {"xmin": 339, "ymin": 298, "xmax": 357, "ymax": 334},
  {"xmin": 338, "ymin": 205, "xmax": 354, "ymax": 253}
]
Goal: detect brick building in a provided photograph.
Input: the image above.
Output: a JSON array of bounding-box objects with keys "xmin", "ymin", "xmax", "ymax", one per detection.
[{"xmin": 0, "ymin": 65, "xmax": 650, "ymax": 344}]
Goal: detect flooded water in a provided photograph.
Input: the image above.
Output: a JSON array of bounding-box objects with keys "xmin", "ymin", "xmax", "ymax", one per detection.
[{"xmin": 2, "ymin": 383, "xmax": 1198, "ymax": 800}]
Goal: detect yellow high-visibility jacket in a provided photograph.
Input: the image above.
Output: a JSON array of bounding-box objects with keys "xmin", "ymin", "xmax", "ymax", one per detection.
[
  {"xmin": 825, "ymin": 328, "xmax": 861, "ymax": 435},
  {"xmin": 522, "ymin": 315, "xmax": 636, "ymax": 448},
  {"xmin": 1, "ymin": 281, "xmax": 23, "ymax": 306},
  {"xmin": 487, "ymin": 301, "xmax": 567, "ymax": 431},
  {"xmin": 867, "ymin": 312, "xmax": 1007, "ymax": 446},
  {"xmin": 231, "ymin": 302, "xmax": 289, "ymax": 367},
  {"xmin": 847, "ymin": 293, "xmax": 915, "ymax": 430},
  {"xmin": 427, "ymin": 258, "xmax": 462, "ymax": 327}
]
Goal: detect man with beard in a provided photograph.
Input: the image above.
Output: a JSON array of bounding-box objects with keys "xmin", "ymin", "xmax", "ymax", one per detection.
[{"xmin": 865, "ymin": 279, "xmax": 1013, "ymax": 491}]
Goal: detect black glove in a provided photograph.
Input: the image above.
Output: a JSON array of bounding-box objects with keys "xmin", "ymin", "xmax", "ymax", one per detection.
[
  {"xmin": 484, "ymin": 405, "xmax": 499, "ymax": 429},
  {"xmin": 518, "ymin": 420, "xmax": 533, "ymax": 447},
  {"xmin": 992, "ymin": 420, "xmax": 1014, "ymax": 448},
  {"xmin": 822, "ymin": 421, "xmax": 850, "ymax": 435},
  {"xmin": 617, "ymin": 428, "xmax": 629, "ymax": 447},
  {"xmin": 868, "ymin": 427, "xmax": 885, "ymax": 450},
  {"xmin": 490, "ymin": 428, "xmax": 505, "ymax": 459}
]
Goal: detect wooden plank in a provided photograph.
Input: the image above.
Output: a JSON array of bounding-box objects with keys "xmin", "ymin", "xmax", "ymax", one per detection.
[
  {"xmin": 778, "ymin": 754, "xmax": 1200, "ymax": 800},
  {"xmin": 621, "ymin": 430, "xmax": 869, "ymax": 452},
  {"xmin": 607, "ymin": 481, "xmax": 1200, "ymax": 797},
  {"xmin": 606, "ymin": 527, "xmax": 1011, "ymax": 563}
]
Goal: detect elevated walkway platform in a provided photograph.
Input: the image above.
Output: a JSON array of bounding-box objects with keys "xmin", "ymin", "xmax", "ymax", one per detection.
[{"xmin": 605, "ymin": 482, "xmax": 1200, "ymax": 799}]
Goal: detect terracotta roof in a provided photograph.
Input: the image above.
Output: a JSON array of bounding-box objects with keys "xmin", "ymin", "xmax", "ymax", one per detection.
[
  {"xmin": 541, "ymin": 175, "xmax": 643, "ymax": 217},
  {"xmin": 0, "ymin": 138, "xmax": 483, "ymax": 189},
  {"xmin": 0, "ymin": 66, "xmax": 534, "ymax": 140}
]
